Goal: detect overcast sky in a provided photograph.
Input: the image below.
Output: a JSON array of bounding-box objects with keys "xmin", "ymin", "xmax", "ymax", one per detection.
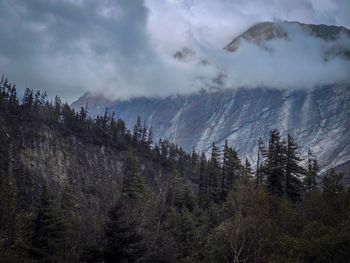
[{"xmin": 0, "ymin": 0, "xmax": 349, "ymax": 102}]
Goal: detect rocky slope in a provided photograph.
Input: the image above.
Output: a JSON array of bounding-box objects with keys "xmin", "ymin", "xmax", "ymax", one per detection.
[{"xmin": 0, "ymin": 118, "xmax": 170, "ymax": 228}]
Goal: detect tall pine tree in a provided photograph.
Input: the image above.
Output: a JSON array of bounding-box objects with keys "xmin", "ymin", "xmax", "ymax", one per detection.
[
  {"xmin": 122, "ymin": 151, "xmax": 146, "ymax": 200},
  {"xmin": 133, "ymin": 116, "xmax": 143, "ymax": 143},
  {"xmin": 304, "ymin": 149, "xmax": 319, "ymax": 191},
  {"xmin": 265, "ymin": 130, "xmax": 285, "ymax": 197},
  {"xmin": 103, "ymin": 202, "xmax": 144, "ymax": 263},
  {"xmin": 208, "ymin": 143, "xmax": 221, "ymax": 202},
  {"xmin": 284, "ymin": 135, "xmax": 304, "ymax": 201},
  {"xmin": 29, "ymin": 185, "xmax": 67, "ymax": 262}
]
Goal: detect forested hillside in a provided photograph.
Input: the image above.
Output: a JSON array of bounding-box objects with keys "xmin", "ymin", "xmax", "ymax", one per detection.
[{"xmin": 1, "ymin": 77, "xmax": 350, "ymax": 262}]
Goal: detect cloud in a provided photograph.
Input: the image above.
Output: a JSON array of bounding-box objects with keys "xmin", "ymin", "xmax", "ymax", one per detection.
[
  {"xmin": 206, "ymin": 22, "xmax": 350, "ymax": 89},
  {"xmin": 0, "ymin": 0, "xmax": 152, "ymax": 101},
  {"xmin": 146, "ymin": 0, "xmax": 350, "ymax": 51},
  {"xmin": 0, "ymin": 0, "xmax": 349, "ymax": 102}
]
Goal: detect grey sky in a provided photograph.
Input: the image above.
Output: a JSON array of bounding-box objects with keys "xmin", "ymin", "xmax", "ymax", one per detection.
[{"xmin": 0, "ymin": 0, "xmax": 349, "ymax": 102}]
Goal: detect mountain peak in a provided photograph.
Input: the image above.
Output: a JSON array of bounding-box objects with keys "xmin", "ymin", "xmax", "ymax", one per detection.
[{"xmin": 224, "ymin": 21, "xmax": 350, "ymax": 52}]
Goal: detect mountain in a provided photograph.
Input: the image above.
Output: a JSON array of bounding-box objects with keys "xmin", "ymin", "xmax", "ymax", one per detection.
[
  {"xmin": 72, "ymin": 21, "xmax": 350, "ymax": 178},
  {"xmin": 224, "ymin": 21, "xmax": 350, "ymax": 60},
  {"xmin": 72, "ymin": 85, "xmax": 350, "ymax": 174}
]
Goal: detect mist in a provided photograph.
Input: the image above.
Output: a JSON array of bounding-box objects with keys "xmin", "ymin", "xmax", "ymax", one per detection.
[{"xmin": 0, "ymin": 0, "xmax": 349, "ymax": 102}]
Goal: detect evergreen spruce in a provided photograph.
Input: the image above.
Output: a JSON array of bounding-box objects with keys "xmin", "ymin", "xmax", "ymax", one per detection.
[
  {"xmin": 265, "ymin": 130, "xmax": 285, "ymax": 197},
  {"xmin": 208, "ymin": 143, "xmax": 221, "ymax": 202},
  {"xmin": 133, "ymin": 116, "xmax": 143, "ymax": 143},
  {"xmin": 304, "ymin": 149, "xmax": 320, "ymax": 191},
  {"xmin": 104, "ymin": 202, "xmax": 143, "ymax": 263},
  {"xmin": 122, "ymin": 151, "xmax": 146, "ymax": 200},
  {"xmin": 29, "ymin": 185, "xmax": 67, "ymax": 262},
  {"xmin": 199, "ymin": 152, "xmax": 207, "ymax": 202},
  {"xmin": 284, "ymin": 135, "xmax": 304, "ymax": 201},
  {"xmin": 256, "ymin": 137, "xmax": 265, "ymax": 188},
  {"xmin": 243, "ymin": 158, "xmax": 254, "ymax": 185},
  {"xmin": 222, "ymin": 140, "xmax": 230, "ymax": 200},
  {"xmin": 147, "ymin": 126, "xmax": 153, "ymax": 148}
]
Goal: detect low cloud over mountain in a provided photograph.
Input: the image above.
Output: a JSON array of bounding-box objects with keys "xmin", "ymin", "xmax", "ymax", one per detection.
[{"xmin": 0, "ymin": 0, "xmax": 349, "ymax": 101}]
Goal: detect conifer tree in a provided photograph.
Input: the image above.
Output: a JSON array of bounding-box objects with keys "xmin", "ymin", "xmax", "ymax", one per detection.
[
  {"xmin": 8, "ymin": 84, "xmax": 19, "ymax": 114},
  {"xmin": 304, "ymin": 149, "xmax": 319, "ymax": 191},
  {"xmin": 60, "ymin": 183, "xmax": 79, "ymax": 262},
  {"xmin": 22, "ymin": 88, "xmax": 34, "ymax": 113},
  {"xmin": 133, "ymin": 116, "xmax": 143, "ymax": 143},
  {"xmin": 265, "ymin": 129, "xmax": 285, "ymax": 197},
  {"xmin": 264, "ymin": 131, "xmax": 304, "ymax": 201},
  {"xmin": 104, "ymin": 202, "xmax": 144, "ymax": 263},
  {"xmin": 167, "ymin": 169, "xmax": 187, "ymax": 209},
  {"xmin": 122, "ymin": 151, "xmax": 146, "ymax": 200},
  {"xmin": 62, "ymin": 103, "xmax": 76, "ymax": 130},
  {"xmin": 116, "ymin": 119, "xmax": 126, "ymax": 138},
  {"xmin": 198, "ymin": 152, "xmax": 207, "ymax": 205},
  {"xmin": 189, "ymin": 147, "xmax": 198, "ymax": 179},
  {"xmin": 284, "ymin": 135, "xmax": 304, "ymax": 201},
  {"xmin": 243, "ymin": 158, "xmax": 254, "ymax": 185},
  {"xmin": 0, "ymin": 173, "xmax": 18, "ymax": 250},
  {"xmin": 0, "ymin": 76, "xmax": 6, "ymax": 111},
  {"xmin": 208, "ymin": 143, "xmax": 221, "ymax": 201},
  {"xmin": 141, "ymin": 120, "xmax": 149, "ymax": 148},
  {"xmin": 53, "ymin": 95, "xmax": 62, "ymax": 123},
  {"xmin": 222, "ymin": 140, "xmax": 230, "ymax": 199},
  {"xmin": 33, "ymin": 91, "xmax": 42, "ymax": 112},
  {"xmin": 147, "ymin": 126, "xmax": 153, "ymax": 149},
  {"xmin": 226, "ymin": 146, "xmax": 241, "ymax": 190},
  {"xmin": 256, "ymin": 137, "xmax": 265, "ymax": 188},
  {"xmin": 29, "ymin": 185, "xmax": 67, "ymax": 262},
  {"xmin": 220, "ymin": 141, "xmax": 242, "ymax": 199}
]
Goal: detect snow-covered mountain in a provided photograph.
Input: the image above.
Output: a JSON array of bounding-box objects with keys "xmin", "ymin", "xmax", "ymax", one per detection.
[{"xmin": 72, "ymin": 21, "xmax": 350, "ymax": 179}]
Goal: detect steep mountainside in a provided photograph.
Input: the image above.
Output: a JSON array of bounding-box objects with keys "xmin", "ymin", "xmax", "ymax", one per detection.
[{"xmin": 72, "ymin": 85, "xmax": 350, "ymax": 174}]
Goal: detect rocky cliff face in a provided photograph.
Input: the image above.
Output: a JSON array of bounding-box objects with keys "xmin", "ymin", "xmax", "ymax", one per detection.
[
  {"xmin": 0, "ymin": 121, "xmax": 168, "ymax": 221},
  {"xmin": 72, "ymin": 84, "xmax": 350, "ymax": 175}
]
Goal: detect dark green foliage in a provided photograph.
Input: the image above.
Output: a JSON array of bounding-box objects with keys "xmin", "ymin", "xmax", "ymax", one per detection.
[
  {"xmin": 265, "ymin": 129, "xmax": 285, "ymax": 196},
  {"xmin": 304, "ymin": 149, "xmax": 320, "ymax": 191},
  {"xmin": 122, "ymin": 151, "xmax": 146, "ymax": 200},
  {"xmin": 198, "ymin": 152, "xmax": 207, "ymax": 206},
  {"xmin": 28, "ymin": 186, "xmax": 67, "ymax": 262},
  {"xmin": 243, "ymin": 158, "xmax": 254, "ymax": 185},
  {"xmin": 284, "ymin": 135, "xmax": 304, "ymax": 201},
  {"xmin": 264, "ymin": 131, "xmax": 304, "ymax": 201},
  {"xmin": 208, "ymin": 143, "xmax": 221, "ymax": 201},
  {"xmin": 276, "ymin": 222, "xmax": 350, "ymax": 263},
  {"xmin": 104, "ymin": 202, "xmax": 144, "ymax": 263},
  {"xmin": 133, "ymin": 116, "xmax": 143, "ymax": 143},
  {"xmin": 166, "ymin": 207, "xmax": 199, "ymax": 260},
  {"xmin": 256, "ymin": 136, "xmax": 265, "ymax": 188}
]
